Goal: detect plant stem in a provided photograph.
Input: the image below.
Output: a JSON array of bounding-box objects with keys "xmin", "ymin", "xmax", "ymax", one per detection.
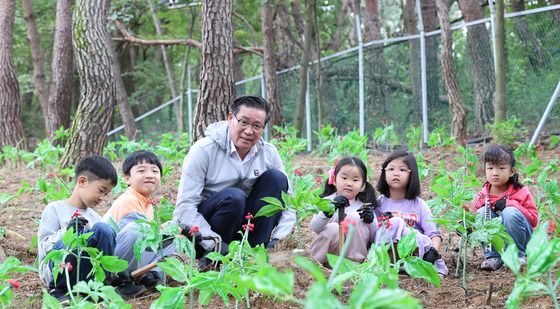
[
  {"xmin": 297, "ymin": 219, "xmax": 303, "ymax": 250},
  {"xmin": 327, "ymin": 225, "xmax": 355, "ymax": 287},
  {"xmin": 454, "ymin": 237, "xmax": 462, "ymax": 278},
  {"xmin": 0, "ymin": 285, "xmax": 11, "ymax": 297},
  {"xmin": 547, "ymin": 272, "xmax": 559, "ymax": 309},
  {"xmin": 462, "ymin": 235, "xmax": 468, "ymax": 296},
  {"xmin": 189, "ymin": 236, "xmax": 195, "ymax": 309},
  {"xmin": 65, "ymin": 267, "xmax": 77, "ymax": 305}
]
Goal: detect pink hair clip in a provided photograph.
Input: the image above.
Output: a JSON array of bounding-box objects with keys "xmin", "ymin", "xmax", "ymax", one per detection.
[{"xmin": 327, "ymin": 169, "xmax": 335, "ymax": 185}]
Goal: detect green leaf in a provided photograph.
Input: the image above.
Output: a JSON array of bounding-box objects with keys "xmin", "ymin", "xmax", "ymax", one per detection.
[
  {"xmin": 198, "ymin": 288, "xmax": 213, "ymax": 306},
  {"xmin": 402, "ymin": 257, "xmax": 441, "ymax": 287},
  {"xmin": 157, "ymin": 258, "xmax": 188, "ymax": 283},
  {"xmin": 41, "ymin": 288, "xmax": 63, "ymax": 309},
  {"xmin": 99, "ymin": 256, "xmax": 128, "ymax": 272},
  {"xmin": 241, "ymin": 266, "xmax": 294, "ymax": 297},
  {"xmin": 304, "ymin": 283, "xmax": 345, "ymax": 309},
  {"xmin": 501, "ymin": 244, "xmax": 520, "ymax": 274},
  {"xmin": 150, "ymin": 286, "xmax": 185, "ymax": 309},
  {"xmin": 295, "ymin": 256, "xmax": 327, "ymax": 283},
  {"xmin": 260, "ymin": 196, "xmax": 283, "ymax": 208},
  {"xmin": 397, "ymin": 228, "xmax": 417, "ymax": 259},
  {"xmin": 255, "ymin": 204, "xmax": 284, "ymax": 218}
]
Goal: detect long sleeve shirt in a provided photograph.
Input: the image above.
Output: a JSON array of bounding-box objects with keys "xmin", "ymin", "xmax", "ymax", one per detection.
[{"xmin": 37, "ymin": 201, "xmax": 102, "ymax": 284}]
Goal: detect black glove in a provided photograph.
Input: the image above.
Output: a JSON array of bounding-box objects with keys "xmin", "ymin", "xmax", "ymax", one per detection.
[
  {"xmin": 266, "ymin": 238, "xmax": 279, "ymax": 249},
  {"xmin": 382, "ymin": 211, "xmax": 394, "ymax": 219},
  {"xmin": 332, "ymin": 195, "xmax": 350, "ymax": 210},
  {"xmin": 423, "ymin": 247, "xmax": 441, "ymax": 264},
  {"xmin": 455, "ymin": 220, "xmax": 473, "ymax": 236},
  {"xmin": 199, "ymin": 241, "xmax": 229, "ymax": 272},
  {"xmin": 179, "ymin": 224, "xmax": 203, "ymax": 245},
  {"xmin": 107, "ymin": 270, "xmax": 133, "ymax": 287},
  {"xmin": 493, "ymin": 197, "xmax": 507, "ymax": 212},
  {"xmin": 66, "ymin": 216, "xmax": 88, "ymax": 233},
  {"xmin": 218, "ymin": 241, "xmax": 229, "ymax": 256},
  {"xmin": 359, "ymin": 208, "xmax": 375, "ymax": 224}
]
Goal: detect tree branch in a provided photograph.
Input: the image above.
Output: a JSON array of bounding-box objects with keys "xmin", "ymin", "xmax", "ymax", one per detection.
[{"xmin": 112, "ymin": 20, "xmax": 263, "ymax": 55}]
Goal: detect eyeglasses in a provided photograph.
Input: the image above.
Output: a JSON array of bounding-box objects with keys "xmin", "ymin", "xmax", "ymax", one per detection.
[
  {"xmin": 233, "ymin": 114, "xmax": 265, "ymax": 132},
  {"xmin": 384, "ymin": 167, "xmax": 411, "ymax": 174}
]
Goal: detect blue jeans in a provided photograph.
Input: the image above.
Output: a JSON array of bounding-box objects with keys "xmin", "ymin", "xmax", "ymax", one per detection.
[
  {"xmin": 198, "ymin": 169, "xmax": 288, "ymax": 250},
  {"xmin": 49, "ymin": 222, "xmax": 116, "ymax": 289},
  {"xmin": 476, "ymin": 206, "xmax": 532, "ymax": 258}
]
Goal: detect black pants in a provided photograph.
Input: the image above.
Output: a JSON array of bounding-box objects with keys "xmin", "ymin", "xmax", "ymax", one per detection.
[{"xmin": 198, "ymin": 169, "xmax": 287, "ymax": 250}]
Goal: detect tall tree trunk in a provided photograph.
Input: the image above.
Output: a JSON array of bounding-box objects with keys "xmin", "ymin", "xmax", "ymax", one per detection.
[
  {"xmin": 328, "ymin": 0, "xmax": 353, "ymax": 51},
  {"xmin": 435, "ymin": 0, "xmax": 466, "ymax": 145},
  {"xmin": 262, "ymin": 0, "xmax": 282, "ymax": 127},
  {"xmin": 179, "ymin": 8, "xmax": 197, "ymax": 138},
  {"xmin": 109, "ymin": 39, "xmax": 137, "ymax": 140},
  {"xmin": 313, "ymin": 0, "xmax": 323, "ymax": 129},
  {"xmin": 60, "ymin": 0, "xmax": 115, "ymax": 167},
  {"xmin": 294, "ymin": 0, "xmax": 314, "ymax": 135},
  {"xmin": 147, "ymin": 0, "xmax": 181, "ymax": 131},
  {"xmin": 193, "ymin": 0, "xmax": 234, "ymax": 140},
  {"xmin": 421, "ymin": 0, "xmax": 441, "ymax": 114},
  {"xmin": 0, "ymin": 0, "xmax": 26, "ymax": 149},
  {"xmin": 21, "ymin": 0, "xmax": 49, "ymax": 135},
  {"xmin": 47, "ymin": 0, "xmax": 74, "ymax": 140},
  {"xmin": 364, "ymin": 0, "xmax": 387, "ymax": 118},
  {"xmin": 510, "ymin": 0, "xmax": 547, "ymax": 70},
  {"xmin": 458, "ymin": 0, "xmax": 494, "ymax": 134},
  {"xmin": 494, "ymin": 0, "xmax": 506, "ymax": 122},
  {"xmin": 406, "ymin": 0, "xmax": 422, "ymax": 117}
]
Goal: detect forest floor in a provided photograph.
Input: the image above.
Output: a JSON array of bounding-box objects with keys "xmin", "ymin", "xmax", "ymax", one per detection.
[{"xmin": 0, "ymin": 146, "xmax": 558, "ymax": 308}]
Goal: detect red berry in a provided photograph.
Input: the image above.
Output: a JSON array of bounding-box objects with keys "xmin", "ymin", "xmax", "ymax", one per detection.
[
  {"xmin": 7, "ymin": 279, "xmax": 20, "ymax": 289},
  {"xmin": 295, "ymin": 169, "xmax": 303, "ymax": 177},
  {"xmin": 245, "ymin": 213, "xmax": 254, "ymax": 220},
  {"xmin": 189, "ymin": 226, "xmax": 199, "ymax": 236},
  {"xmin": 70, "ymin": 210, "xmax": 80, "ymax": 219},
  {"xmin": 66, "ymin": 262, "xmax": 73, "ymax": 272}
]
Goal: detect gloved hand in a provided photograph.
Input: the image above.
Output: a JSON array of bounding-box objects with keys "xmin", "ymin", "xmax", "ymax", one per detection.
[
  {"xmin": 332, "ymin": 196, "xmax": 350, "ymax": 210},
  {"xmin": 493, "ymin": 198, "xmax": 507, "ymax": 212},
  {"xmin": 382, "ymin": 211, "xmax": 394, "ymax": 219},
  {"xmin": 455, "ymin": 220, "xmax": 473, "ymax": 236},
  {"xmin": 359, "ymin": 207, "xmax": 375, "ymax": 224},
  {"xmin": 66, "ymin": 216, "xmax": 88, "ymax": 233},
  {"xmin": 266, "ymin": 238, "xmax": 279, "ymax": 249},
  {"xmin": 422, "ymin": 247, "xmax": 441, "ymax": 264},
  {"xmin": 217, "ymin": 241, "xmax": 229, "ymax": 256},
  {"xmin": 107, "ymin": 269, "xmax": 133, "ymax": 287},
  {"xmin": 179, "ymin": 224, "xmax": 203, "ymax": 245},
  {"xmin": 199, "ymin": 241, "xmax": 230, "ymax": 272}
]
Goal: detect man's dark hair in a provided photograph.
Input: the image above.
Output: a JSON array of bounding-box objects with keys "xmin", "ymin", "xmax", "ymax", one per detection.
[
  {"xmin": 230, "ymin": 95, "xmax": 271, "ymax": 123},
  {"xmin": 122, "ymin": 150, "xmax": 163, "ymax": 176},
  {"xmin": 75, "ymin": 155, "xmax": 118, "ymax": 185},
  {"xmin": 376, "ymin": 150, "xmax": 421, "ymax": 199}
]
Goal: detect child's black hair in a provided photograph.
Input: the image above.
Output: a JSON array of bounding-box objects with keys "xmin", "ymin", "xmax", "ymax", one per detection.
[
  {"xmin": 376, "ymin": 150, "xmax": 421, "ymax": 199},
  {"xmin": 75, "ymin": 155, "xmax": 118, "ymax": 185},
  {"xmin": 320, "ymin": 156, "xmax": 379, "ymax": 207},
  {"xmin": 122, "ymin": 150, "xmax": 163, "ymax": 176},
  {"xmin": 230, "ymin": 95, "xmax": 271, "ymax": 123},
  {"xmin": 483, "ymin": 145, "xmax": 523, "ymax": 189}
]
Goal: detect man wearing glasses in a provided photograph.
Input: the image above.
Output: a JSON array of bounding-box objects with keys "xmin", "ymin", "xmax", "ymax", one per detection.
[{"xmin": 174, "ymin": 95, "xmax": 295, "ymax": 270}]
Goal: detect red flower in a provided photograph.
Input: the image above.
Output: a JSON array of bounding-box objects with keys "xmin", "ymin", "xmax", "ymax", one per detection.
[
  {"xmin": 245, "ymin": 213, "xmax": 254, "ymax": 220},
  {"xmin": 547, "ymin": 169, "xmax": 552, "ymax": 174},
  {"xmin": 376, "ymin": 216, "xmax": 391, "ymax": 229},
  {"xmin": 70, "ymin": 210, "xmax": 80, "ymax": 219},
  {"xmin": 340, "ymin": 217, "xmax": 357, "ymax": 236},
  {"xmin": 315, "ymin": 177, "xmax": 323, "ymax": 185},
  {"xmin": 189, "ymin": 226, "xmax": 199, "ymax": 236},
  {"xmin": 346, "ymin": 127, "xmax": 351, "ymax": 132},
  {"xmin": 533, "ymin": 179, "xmax": 538, "ymax": 185},
  {"xmin": 548, "ymin": 220, "xmax": 556, "ymax": 234},
  {"xmin": 275, "ymin": 135, "xmax": 280, "ymax": 139},
  {"xmin": 7, "ymin": 279, "xmax": 20, "ymax": 289},
  {"xmin": 47, "ymin": 173, "xmax": 54, "ymax": 178},
  {"xmin": 242, "ymin": 223, "xmax": 255, "ymax": 232},
  {"xmin": 462, "ymin": 205, "xmax": 470, "ymax": 211},
  {"xmin": 294, "ymin": 169, "xmax": 303, "ymax": 177}
]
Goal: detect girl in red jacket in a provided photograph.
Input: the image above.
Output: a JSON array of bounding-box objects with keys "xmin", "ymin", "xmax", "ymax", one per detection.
[{"xmin": 471, "ymin": 145, "xmax": 538, "ymax": 271}]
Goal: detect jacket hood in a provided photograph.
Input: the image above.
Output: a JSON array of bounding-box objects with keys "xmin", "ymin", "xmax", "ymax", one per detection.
[{"xmin": 204, "ymin": 120, "xmax": 265, "ymax": 152}]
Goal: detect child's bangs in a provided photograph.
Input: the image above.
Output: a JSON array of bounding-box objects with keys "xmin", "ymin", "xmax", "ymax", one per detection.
[{"xmin": 483, "ymin": 147, "xmax": 512, "ymax": 166}]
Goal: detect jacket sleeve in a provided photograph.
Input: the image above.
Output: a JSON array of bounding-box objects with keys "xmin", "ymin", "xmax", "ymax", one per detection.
[
  {"xmin": 173, "ymin": 143, "xmax": 220, "ymax": 251},
  {"xmin": 470, "ymin": 192, "xmax": 484, "ymax": 213},
  {"xmin": 507, "ymin": 187, "xmax": 538, "ymax": 228},
  {"xmin": 38, "ymin": 204, "xmax": 65, "ymax": 261},
  {"xmin": 309, "ymin": 212, "xmax": 332, "ymax": 234}
]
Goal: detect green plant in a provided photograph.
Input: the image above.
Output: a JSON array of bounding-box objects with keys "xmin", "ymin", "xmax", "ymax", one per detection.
[
  {"xmin": 256, "ymin": 174, "xmax": 331, "ymax": 249},
  {"xmin": 41, "ymin": 280, "xmax": 130, "ymax": 309},
  {"xmin": 329, "ymin": 130, "xmax": 369, "ymax": 166},
  {"xmin": 406, "ymin": 125, "xmax": 423, "ymax": 153},
  {"xmin": 103, "ymin": 136, "xmax": 151, "ymax": 161},
  {"xmin": 427, "ymin": 128, "xmax": 455, "ymax": 148},
  {"xmin": 270, "ymin": 126, "xmax": 307, "ymax": 173},
  {"xmin": 373, "ymin": 123, "xmax": 399, "ymax": 151},
  {"xmin": 486, "ymin": 117, "xmax": 527, "ymax": 146},
  {"xmin": 313, "ymin": 125, "xmax": 338, "ymax": 156},
  {"xmin": 0, "ymin": 257, "xmax": 33, "ymax": 308},
  {"xmin": 36, "ymin": 174, "xmax": 73, "ymax": 205},
  {"xmin": 502, "ymin": 224, "xmax": 560, "ymax": 308},
  {"xmin": 153, "ymin": 132, "xmax": 191, "ymax": 163}
]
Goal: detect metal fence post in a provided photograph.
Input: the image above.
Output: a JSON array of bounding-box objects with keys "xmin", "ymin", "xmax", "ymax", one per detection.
[
  {"xmin": 306, "ymin": 68, "xmax": 312, "ymax": 151},
  {"xmin": 530, "ymin": 79, "xmax": 560, "ymax": 146},
  {"xmin": 488, "ymin": 0, "xmax": 498, "ymax": 71},
  {"xmin": 355, "ymin": 13, "xmax": 365, "ymax": 136},
  {"xmin": 187, "ymin": 64, "xmax": 193, "ymax": 143},
  {"xmin": 415, "ymin": 0, "xmax": 429, "ymax": 144}
]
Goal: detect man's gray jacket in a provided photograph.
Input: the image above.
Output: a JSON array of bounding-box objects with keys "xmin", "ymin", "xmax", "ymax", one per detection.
[{"xmin": 174, "ymin": 121, "xmax": 296, "ymax": 250}]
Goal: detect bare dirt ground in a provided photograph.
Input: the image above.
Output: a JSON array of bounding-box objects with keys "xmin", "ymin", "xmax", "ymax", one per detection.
[{"xmin": 0, "ymin": 146, "xmax": 558, "ymax": 308}]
